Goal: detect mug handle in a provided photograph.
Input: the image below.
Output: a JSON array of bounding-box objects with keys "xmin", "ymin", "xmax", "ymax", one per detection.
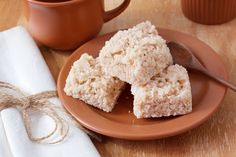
[{"xmin": 103, "ymin": 0, "xmax": 131, "ymax": 22}]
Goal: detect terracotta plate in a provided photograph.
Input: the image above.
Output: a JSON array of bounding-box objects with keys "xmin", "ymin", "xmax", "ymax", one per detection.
[{"xmin": 57, "ymin": 28, "xmax": 228, "ymax": 140}]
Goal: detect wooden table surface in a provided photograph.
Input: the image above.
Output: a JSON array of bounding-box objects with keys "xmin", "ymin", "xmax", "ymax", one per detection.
[{"xmin": 1, "ymin": 0, "xmax": 236, "ymax": 156}]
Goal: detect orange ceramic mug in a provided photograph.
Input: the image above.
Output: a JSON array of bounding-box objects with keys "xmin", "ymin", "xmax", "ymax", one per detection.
[{"xmin": 23, "ymin": 0, "xmax": 130, "ymax": 50}]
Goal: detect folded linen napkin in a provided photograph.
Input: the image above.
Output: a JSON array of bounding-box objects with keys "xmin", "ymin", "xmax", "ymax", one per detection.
[{"xmin": 0, "ymin": 26, "xmax": 100, "ymax": 157}]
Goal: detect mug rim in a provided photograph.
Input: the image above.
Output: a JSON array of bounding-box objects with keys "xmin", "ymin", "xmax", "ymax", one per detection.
[{"xmin": 27, "ymin": 0, "xmax": 84, "ymax": 6}]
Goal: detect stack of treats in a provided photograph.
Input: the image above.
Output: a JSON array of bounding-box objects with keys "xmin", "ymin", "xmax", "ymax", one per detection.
[{"xmin": 64, "ymin": 21, "xmax": 192, "ymax": 119}]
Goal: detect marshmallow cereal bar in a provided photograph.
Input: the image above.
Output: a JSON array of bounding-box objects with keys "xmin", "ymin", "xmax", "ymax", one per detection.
[
  {"xmin": 64, "ymin": 53, "xmax": 125, "ymax": 112},
  {"xmin": 131, "ymin": 64, "xmax": 192, "ymax": 118},
  {"xmin": 99, "ymin": 21, "xmax": 173, "ymax": 85}
]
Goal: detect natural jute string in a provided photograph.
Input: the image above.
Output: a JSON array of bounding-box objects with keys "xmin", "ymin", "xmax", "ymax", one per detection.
[{"xmin": 0, "ymin": 81, "xmax": 101, "ymax": 144}]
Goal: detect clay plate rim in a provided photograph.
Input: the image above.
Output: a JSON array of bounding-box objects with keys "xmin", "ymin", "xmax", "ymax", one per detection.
[{"xmin": 57, "ymin": 28, "xmax": 228, "ymax": 140}]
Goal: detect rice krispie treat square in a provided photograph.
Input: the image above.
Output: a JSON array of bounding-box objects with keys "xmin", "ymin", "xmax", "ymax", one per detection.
[
  {"xmin": 131, "ymin": 64, "xmax": 192, "ymax": 118},
  {"xmin": 64, "ymin": 53, "xmax": 125, "ymax": 112},
  {"xmin": 99, "ymin": 21, "xmax": 173, "ymax": 85}
]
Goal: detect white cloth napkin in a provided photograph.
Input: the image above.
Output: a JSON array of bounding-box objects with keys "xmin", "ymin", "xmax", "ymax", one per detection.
[{"xmin": 0, "ymin": 26, "xmax": 100, "ymax": 157}]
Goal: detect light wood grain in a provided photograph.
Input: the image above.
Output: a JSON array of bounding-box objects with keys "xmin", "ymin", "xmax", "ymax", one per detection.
[{"xmin": 1, "ymin": 0, "xmax": 236, "ymax": 156}]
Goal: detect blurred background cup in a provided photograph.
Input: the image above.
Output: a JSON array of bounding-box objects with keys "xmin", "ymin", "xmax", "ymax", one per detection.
[
  {"xmin": 22, "ymin": 0, "xmax": 130, "ymax": 50},
  {"xmin": 181, "ymin": 0, "xmax": 236, "ymax": 25}
]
